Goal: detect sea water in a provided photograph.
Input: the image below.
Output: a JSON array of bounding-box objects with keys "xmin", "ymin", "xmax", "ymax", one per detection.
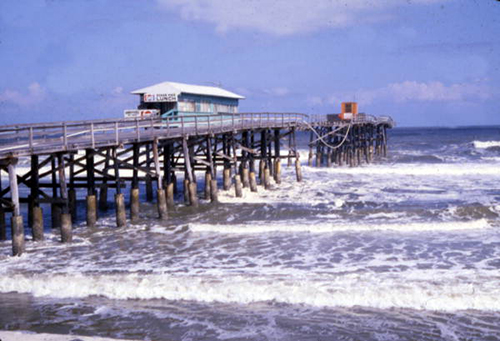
[{"xmin": 1, "ymin": 126, "xmax": 500, "ymax": 340}]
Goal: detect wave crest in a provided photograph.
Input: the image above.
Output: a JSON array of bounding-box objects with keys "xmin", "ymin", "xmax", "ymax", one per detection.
[{"xmin": 1, "ymin": 270, "xmax": 498, "ymax": 311}]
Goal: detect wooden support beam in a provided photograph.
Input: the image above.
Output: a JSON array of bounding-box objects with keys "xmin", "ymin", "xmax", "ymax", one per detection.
[
  {"xmin": 153, "ymin": 137, "xmax": 163, "ymax": 190},
  {"xmin": 8, "ymin": 160, "xmax": 20, "ymax": 217},
  {"xmin": 145, "ymin": 143, "xmax": 153, "ymax": 202},
  {"xmin": 182, "ymin": 138, "xmax": 194, "ymax": 183},
  {"xmin": 86, "ymin": 149, "xmax": 95, "ymax": 196},
  {"xmin": 57, "ymin": 153, "xmax": 69, "ymax": 212},
  {"xmin": 132, "ymin": 143, "xmax": 140, "ymax": 189},
  {"xmin": 206, "ymin": 137, "xmax": 215, "ymax": 178},
  {"xmin": 9, "ymin": 159, "xmax": 25, "ymax": 256},
  {"xmin": 99, "ymin": 149, "xmax": 111, "ymax": 211}
]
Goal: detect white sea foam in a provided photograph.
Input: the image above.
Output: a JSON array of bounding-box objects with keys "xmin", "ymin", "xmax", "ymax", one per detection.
[
  {"xmin": 306, "ymin": 163, "xmax": 500, "ymax": 176},
  {"xmin": 473, "ymin": 141, "xmax": 500, "ymax": 149},
  {"xmin": 188, "ymin": 219, "xmax": 490, "ymax": 234},
  {"xmin": 0, "ymin": 270, "xmax": 498, "ymax": 311},
  {"xmin": 0, "ymin": 331, "xmax": 140, "ymax": 341}
]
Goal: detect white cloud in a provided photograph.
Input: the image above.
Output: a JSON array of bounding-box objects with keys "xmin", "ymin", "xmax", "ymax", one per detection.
[
  {"xmin": 385, "ymin": 81, "xmax": 490, "ymax": 102},
  {"xmin": 112, "ymin": 86, "xmax": 124, "ymax": 94},
  {"xmin": 307, "ymin": 96, "xmax": 324, "ymax": 106},
  {"xmin": 264, "ymin": 87, "xmax": 290, "ymax": 97},
  {"xmin": 315, "ymin": 80, "xmax": 492, "ymax": 107},
  {"xmin": 0, "ymin": 82, "xmax": 46, "ymax": 107},
  {"xmin": 157, "ymin": 0, "xmax": 446, "ymax": 35}
]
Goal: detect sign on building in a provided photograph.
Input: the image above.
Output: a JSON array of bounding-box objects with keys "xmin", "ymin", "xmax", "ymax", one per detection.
[
  {"xmin": 143, "ymin": 93, "xmax": 177, "ymax": 102},
  {"xmin": 124, "ymin": 109, "xmax": 160, "ymax": 118}
]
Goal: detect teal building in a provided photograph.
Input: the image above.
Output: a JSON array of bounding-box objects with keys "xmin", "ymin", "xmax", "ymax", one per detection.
[{"xmin": 131, "ymin": 81, "xmax": 245, "ymax": 120}]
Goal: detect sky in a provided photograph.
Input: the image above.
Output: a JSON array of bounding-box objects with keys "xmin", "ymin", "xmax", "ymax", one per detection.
[{"xmin": 0, "ymin": 0, "xmax": 499, "ymax": 127}]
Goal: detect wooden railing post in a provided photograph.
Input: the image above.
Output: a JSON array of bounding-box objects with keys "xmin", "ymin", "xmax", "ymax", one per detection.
[
  {"xmin": 166, "ymin": 116, "xmax": 170, "ymax": 137},
  {"xmin": 135, "ymin": 118, "xmax": 140, "ymax": 142},
  {"xmin": 29, "ymin": 127, "xmax": 34, "ymax": 152},
  {"xmin": 91, "ymin": 123, "xmax": 95, "ymax": 148},
  {"xmin": 63, "ymin": 123, "xmax": 68, "ymax": 150},
  {"xmin": 114, "ymin": 122, "xmax": 119, "ymax": 145}
]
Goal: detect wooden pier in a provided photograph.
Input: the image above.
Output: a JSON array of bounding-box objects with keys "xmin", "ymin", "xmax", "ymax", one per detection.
[{"xmin": 0, "ymin": 113, "xmax": 393, "ymax": 256}]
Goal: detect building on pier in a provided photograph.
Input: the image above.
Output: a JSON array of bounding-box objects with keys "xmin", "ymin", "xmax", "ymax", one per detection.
[{"xmin": 126, "ymin": 81, "xmax": 245, "ymax": 120}]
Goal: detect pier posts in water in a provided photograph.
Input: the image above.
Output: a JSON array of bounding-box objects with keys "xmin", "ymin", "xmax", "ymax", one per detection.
[
  {"xmin": 210, "ymin": 179, "xmax": 218, "ymax": 202},
  {"xmin": 205, "ymin": 137, "xmax": 218, "ymax": 203},
  {"xmin": 29, "ymin": 155, "xmax": 44, "ymax": 241},
  {"xmin": 85, "ymin": 149, "xmax": 97, "ymax": 228},
  {"xmin": 145, "ymin": 144, "xmax": 154, "ymax": 202},
  {"xmin": 98, "ymin": 149, "xmax": 110, "ymax": 211},
  {"xmin": 308, "ymin": 133, "xmax": 314, "ymax": 167},
  {"xmin": 264, "ymin": 168, "xmax": 271, "ymax": 189},
  {"xmin": 183, "ymin": 137, "xmax": 198, "ymax": 207},
  {"xmin": 153, "ymin": 138, "xmax": 168, "ymax": 220},
  {"xmin": 68, "ymin": 154, "xmax": 77, "ymax": 223},
  {"xmin": 60, "ymin": 213, "xmax": 72, "ymax": 243},
  {"xmin": 204, "ymin": 171, "xmax": 212, "ymax": 200},
  {"xmin": 305, "ymin": 123, "xmax": 390, "ymax": 169},
  {"xmin": 8, "ymin": 160, "xmax": 24, "ymax": 256},
  {"xmin": 0, "ymin": 204, "xmax": 6, "ymax": 241},
  {"xmin": 249, "ymin": 171, "xmax": 258, "ymax": 192},
  {"xmin": 274, "ymin": 129, "xmax": 282, "ymax": 185},
  {"xmin": 32, "ymin": 206, "xmax": 44, "ymax": 241},
  {"xmin": 86, "ymin": 195, "xmax": 97, "ymax": 228},
  {"xmin": 130, "ymin": 144, "xmax": 140, "ymax": 223},
  {"xmin": 112, "ymin": 147, "xmax": 127, "ymax": 228},
  {"xmin": 57, "ymin": 153, "xmax": 72, "ymax": 243},
  {"xmin": 234, "ymin": 175, "xmax": 243, "ymax": 198},
  {"xmin": 51, "ymin": 157, "xmax": 61, "ymax": 229},
  {"xmin": 163, "ymin": 142, "xmax": 176, "ymax": 209}
]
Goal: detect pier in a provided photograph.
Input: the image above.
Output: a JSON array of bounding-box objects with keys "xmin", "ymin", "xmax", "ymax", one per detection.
[{"xmin": 0, "ymin": 113, "xmax": 393, "ymax": 256}]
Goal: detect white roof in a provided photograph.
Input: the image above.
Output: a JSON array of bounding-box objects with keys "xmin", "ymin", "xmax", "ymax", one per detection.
[{"xmin": 131, "ymin": 81, "xmax": 245, "ymax": 100}]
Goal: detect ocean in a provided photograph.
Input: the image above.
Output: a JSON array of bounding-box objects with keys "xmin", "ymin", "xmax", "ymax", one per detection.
[{"xmin": 1, "ymin": 126, "xmax": 500, "ymax": 340}]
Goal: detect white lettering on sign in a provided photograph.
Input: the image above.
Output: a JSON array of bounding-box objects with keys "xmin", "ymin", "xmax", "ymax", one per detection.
[
  {"xmin": 124, "ymin": 109, "xmax": 160, "ymax": 118},
  {"xmin": 143, "ymin": 93, "xmax": 177, "ymax": 102}
]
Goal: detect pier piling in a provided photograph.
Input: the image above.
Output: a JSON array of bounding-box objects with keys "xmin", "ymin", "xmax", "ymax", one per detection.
[
  {"xmin": 234, "ymin": 175, "xmax": 243, "ymax": 198},
  {"xmin": 210, "ymin": 179, "xmax": 218, "ymax": 202},
  {"xmin": 60, "ymin": 213, "xmax": 73, "ymax": 243},
  {"xmin": 32, "ymin": 206, "xmax": 44, "ymax": 241},
  {"xmin": 0, "ymin": 206, "xmax": 6, "ymax": 241},
  {"xmin": 9, "ymin": 161, "xmax": 24, "ymax": 256},
  {"xmin": 86, "ymin": 195, "xmax": 97, "ymax": 228},
  {"xmin": 130, "ymin": 187, "xmax": 140, "ymax": 223},
  {"xmin": 204, "ymin": 171, "xmax": 212, "ymax": 200}
]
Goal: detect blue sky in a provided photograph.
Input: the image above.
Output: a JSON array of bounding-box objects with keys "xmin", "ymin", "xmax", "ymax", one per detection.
[{"xmin": 0, "ymin": 0, "xmax": 499, "ymax": 126}]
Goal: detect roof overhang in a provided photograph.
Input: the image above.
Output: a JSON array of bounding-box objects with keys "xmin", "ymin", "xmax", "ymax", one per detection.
[{"xmin": 131, "ymin": 81, "xmax": 245, "ymax": 100}]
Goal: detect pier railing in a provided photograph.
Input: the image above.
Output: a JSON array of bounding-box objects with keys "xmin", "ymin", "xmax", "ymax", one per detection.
[
  {"xmin": 0, "ymin": 112, "xmax": 394, "ymax": 159},
  {"xmin": 307, "ymin": 114, "xmax": 395, "ymax": 126},
  {"xmin": 0, "ymin": 113, "xmax": 305, "ymax": 158}
]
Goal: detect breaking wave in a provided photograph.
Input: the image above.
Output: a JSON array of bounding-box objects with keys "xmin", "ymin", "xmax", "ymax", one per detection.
[
  {"xmin": 473, "ymin": 141, "xmax": 500, "ymax": 149},
  {"xmin": 188, "ymin": 219, "xmax": 491, "ymax": 234},
  {"xmin": 0, "ymin": 270, "xmax": 498, "ymax": 312}
]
